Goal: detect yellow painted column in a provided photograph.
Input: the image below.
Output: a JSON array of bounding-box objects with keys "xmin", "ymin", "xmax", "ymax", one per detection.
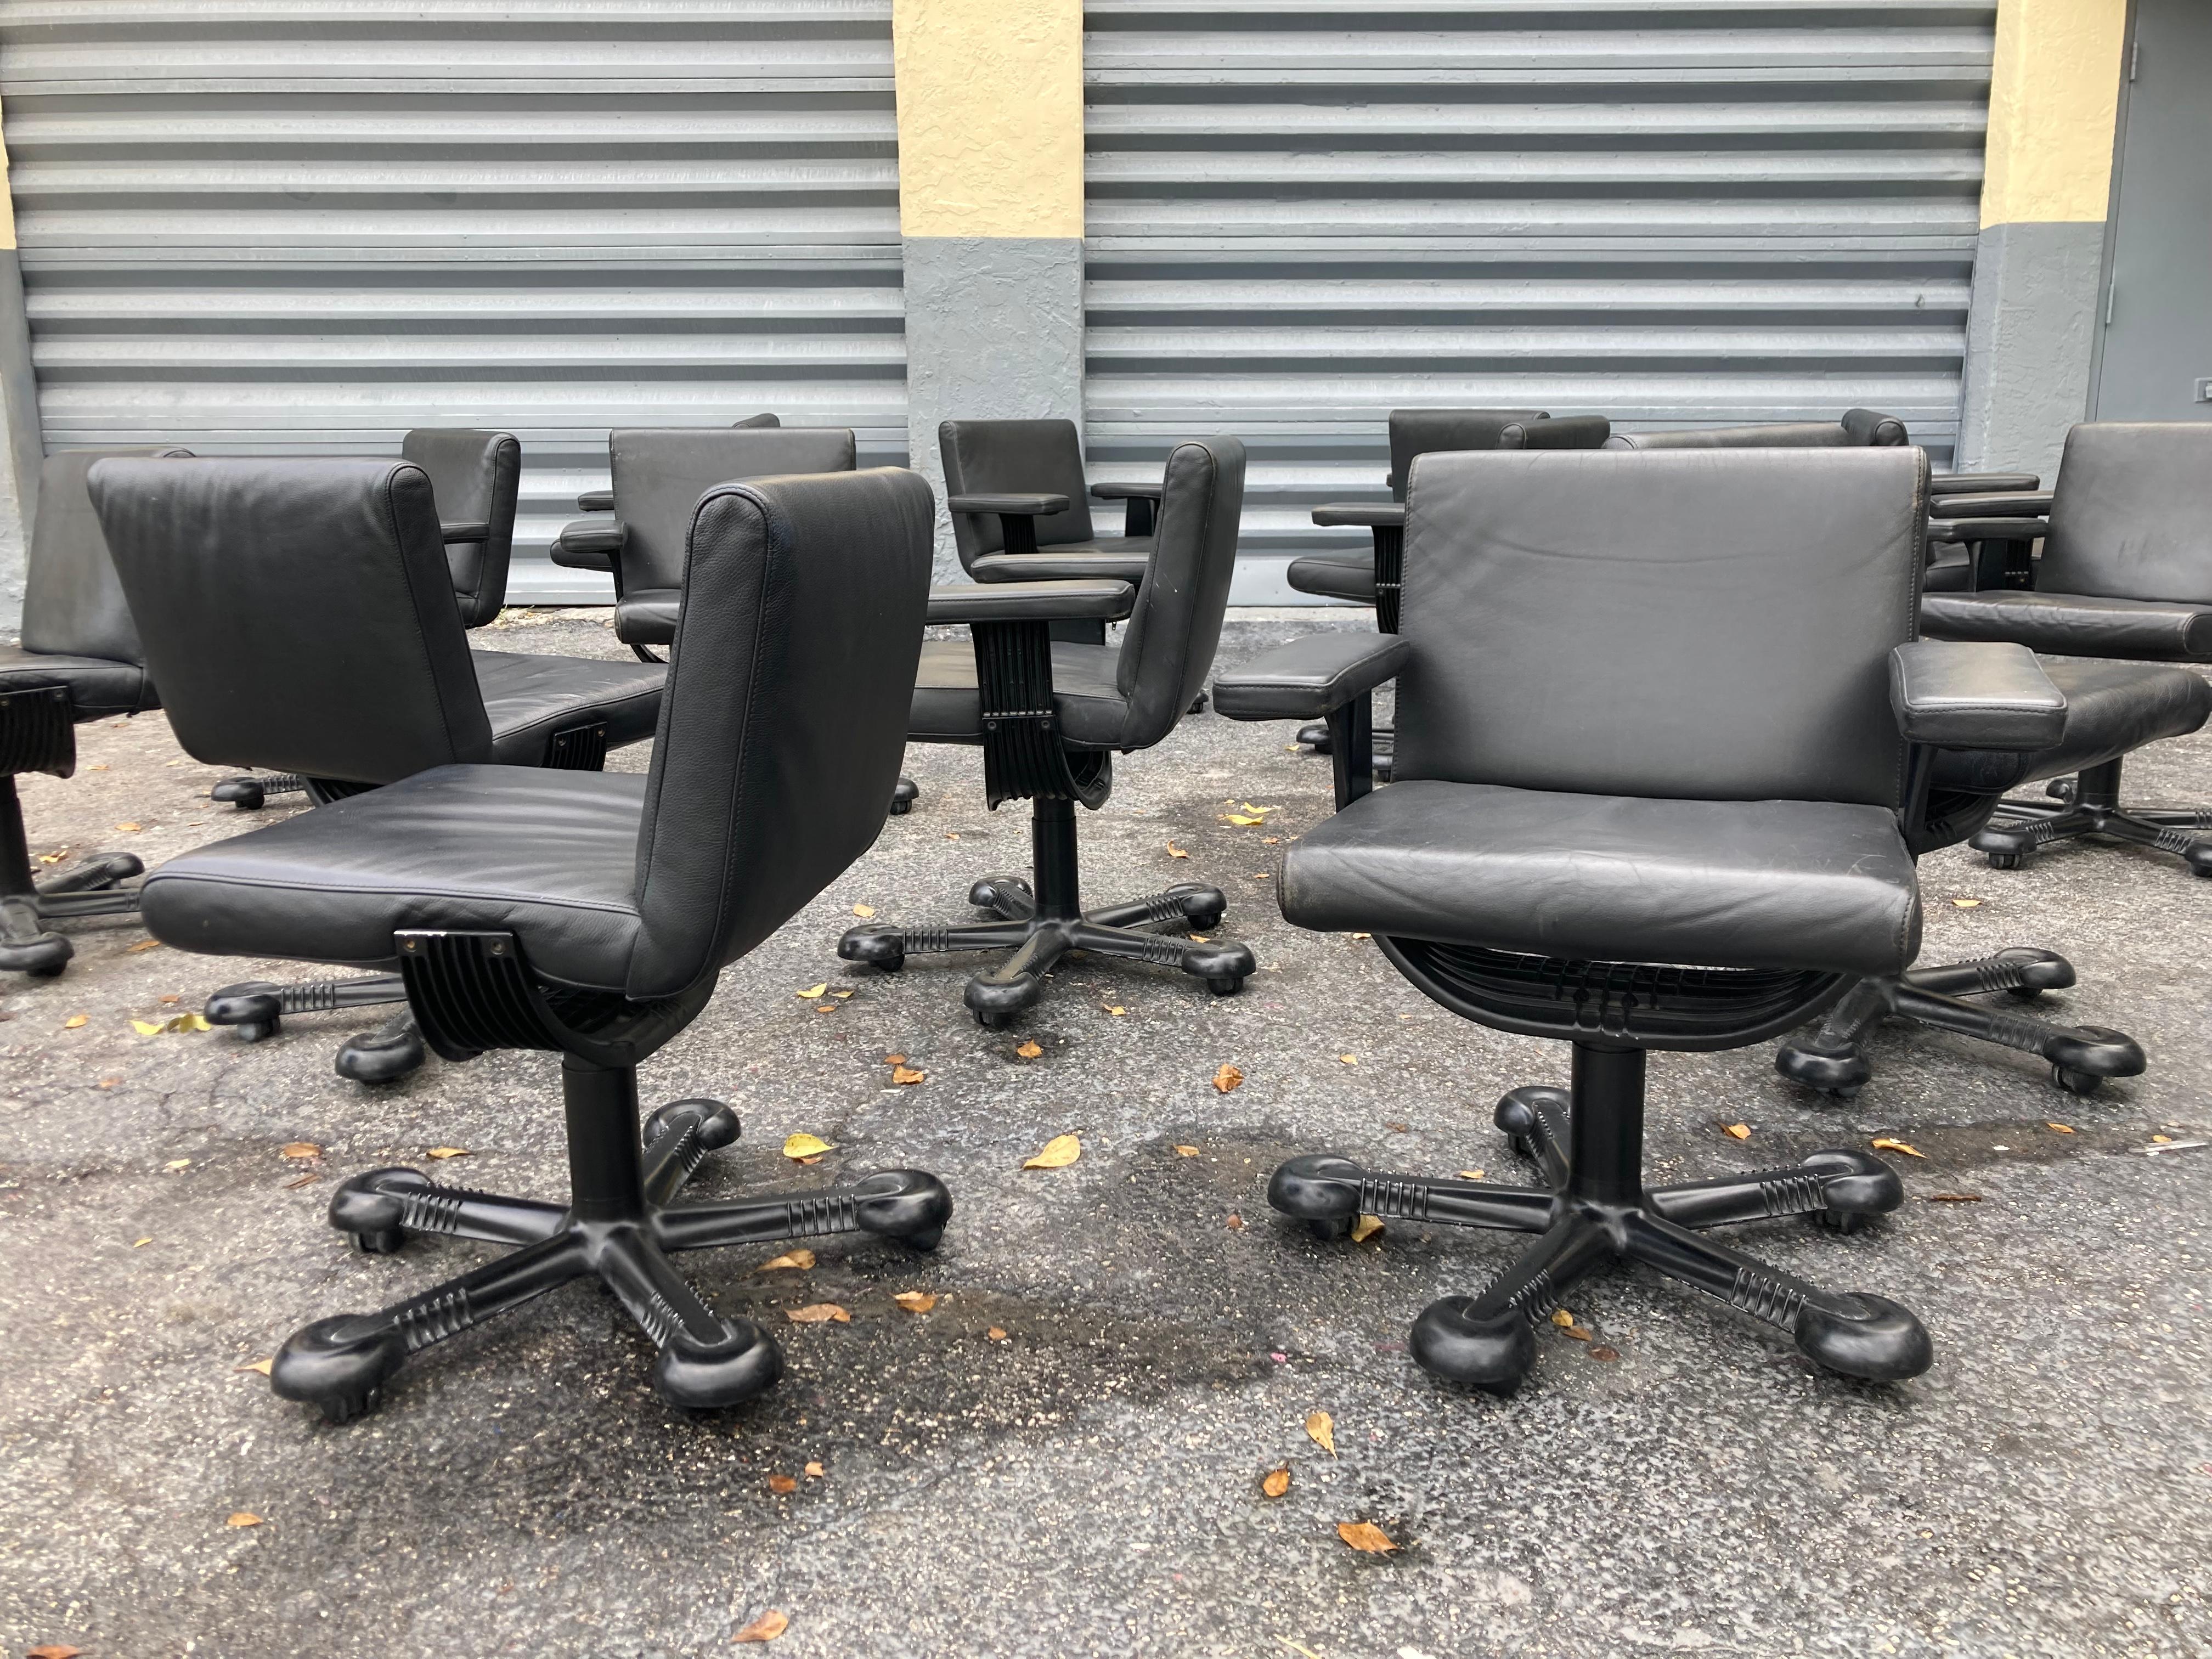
[
  {"xmin": 1, "ymin": 104, "xmax": 46, "ymax": 610},
  {"xmin": 891, "ymin": 0, "xmax": 1088, "ymax": 573},
  {"xmin": 1957, "ymin": 0, "xmax": 2129, "ymax": 470}
]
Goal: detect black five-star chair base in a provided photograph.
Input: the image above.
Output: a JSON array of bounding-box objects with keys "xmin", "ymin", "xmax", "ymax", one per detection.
[
  {"xmin": 1775, "ymin": 946, "xmax": 2143, "ymax": 1098},
  {"xmin": 1268, "ymin": 1045, "xmax": 1933, "ymax": 1396},
  {"xmin": 273, "ymin": 1074, "xmax": 952, "ymax": 1424},
  {"xmin": 1974, "ymin": 760, "xmax": 2212, "ymax": 877}
]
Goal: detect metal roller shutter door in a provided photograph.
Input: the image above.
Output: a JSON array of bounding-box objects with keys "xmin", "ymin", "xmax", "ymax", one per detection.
[
  {"xmin": 1083, "ymin": 1, "xmax": 1997, "ymax": 602},
  {"xmin": 0, "ymin": 1, "xmax": 905, "ymax": 602}
]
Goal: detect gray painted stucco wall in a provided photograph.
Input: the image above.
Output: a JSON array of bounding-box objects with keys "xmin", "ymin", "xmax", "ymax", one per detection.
[
  {"xmin": 900, "ymin": 235, "xmax": 1083, "ymax": 584},
  {"xmin": 1955, "ymin": 219, "xmax": 2107, "ymax": 478},
  {"xmin": 0, "ymin": 249, "xmax": 38, "ymax": 631}
]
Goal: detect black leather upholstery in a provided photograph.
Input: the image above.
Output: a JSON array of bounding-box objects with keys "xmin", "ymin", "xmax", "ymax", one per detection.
[
  {"xmin": 401, "ymin": 430, "xmax": 519, "ymax": 629},
  {"xmin": 940, "ymin": 419, "xmax": 1099, "ymax": 567},
  {"xmin": 1498, "ymin": 415, "xmax": 1611, "ymax": 450},
  {"xmin": 968, "ymin": 543, "xmax": 1153, "ymax": 585},
  {"xmin": 1394, "ymin": 449, "xmax": 1925, "ymax": 806},
  {"xmin": 910, "ymin": 639, "xmax": 1127, "ymax": 746},
  {"xmin": 1283, "ymin": 780, "xmax": 1920, "ymax": 976},
  {"xmin": 604, "ymin": 428, "xmax": 858, "ymax": 642},
  {"xmin": 1282, "ymin": 554, "xmax": 1375, "ymax": 604},
  {"xmin": 1921, "ymin": 590, "xmax": 2212, "ymax": 662},
  {"xmin": 1933, "ymin": 658, "xmax": 2212, "ymax": 791},
  {"xmin": 1386, "ymin": 411, "xmax": 1548, "ymax": 499},
  {"xmin": 926, "ymin": 579, "xmax": 1134, "ymax": 623},
  {"xmin": 1209, "ymin": 633, "xmax": 1410, "ymax": 721},
  {"xmin": 1604, "ymin": 411, "xmax": 1909, "ymax": 450},
  {"xmin": 1888, "ymin": 640, "xmax": 2067, "ymax": 751},
  {"xmin": 2037, "ymin": 423, "xmax": 2212, "ymax": 603},
  {"xmin": 16, "ymin": 448, "xmax": 193, "ymax": 716},
  {"xmin": 140, "ymin": 468, "xmax": 935, "ymax": 1001},
  {"xmin": 87, "ymin": 458, "xmax": 667, "ymax": 783},
  {"xmin": 613, "ymin": 588, "xmax": 681, "ymax": 644}
]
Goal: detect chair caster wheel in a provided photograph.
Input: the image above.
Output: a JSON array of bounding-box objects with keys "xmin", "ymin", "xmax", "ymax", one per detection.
[
  {"xmin": 351, "ymin": 1227, "xmax": 407, "ymax": 1255},
  {"xmin": 211, "ymin": 777, "xmax": 268, "ymax": 811},
  {"xmin": 2050, "ymin": 1064, "xmax": 2103, "ymax": 1097},
  {"xmin": 1793, "ymin": 1294, "xmax": 1932, "ymax": 1381},
  {"xmin": 1295, "ymin": 720, "xmax": 1332, "ymax": 755},
  {"xmin": 653, "ymin": 1318, "xmax": 783, "ymax": 1410},
  {"xmin": 645, "ymin": 1098, "xmax": 740, "ymax": 1153},
  {"xmin": 1410, "ymin": 1296, "xmax": 1534, "ymax": 1395},
  {"xmin": 2, "ymin": 913, "xmax": 76, "ymax": 977},
  {"xmin": 851, "ymin": 1169, "xmax": 954, "ymax": 1248},
  {"xmin": 975, "ymin": 1009, "xmax": 1012, "ymax": 1030},
  {"xmin": 1986, "ymin": 853, "xmax": 2024, "ymax": 871},
  {"xmin": 234, "ymin": 1018, "xmax": 279, "ymax": 1043},
  {"xmin": 1206, "ymin": 975, "xmax": 1244, "ymax": 996},
  {"xmin": 336, "ymin": 1020, "xmax": 426, "ymax": 1084},
  {"xmin": 1812, "ymin": 1207, "xmax": 1867, "ymax": 1234},
  {"xmin": 838, "ymin": 926, "xmax": 906, "ymax": 974},
  {"xmin": 1306, "ymin": 1215, "xmax": 1354, "ymax": 1242},
  {"xmin": 269, "ymin": 1315, "xmax": 406, "ymax": 1421}
]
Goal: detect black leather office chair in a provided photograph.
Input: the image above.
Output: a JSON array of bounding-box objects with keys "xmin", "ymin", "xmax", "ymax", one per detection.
[
  {"xmin": 1211, "ymin": 445, "xmax": 2064, "ymax": 1394},
  {"xmin": 571, "ymin": 411, "xmax": 781, "ymax": 515},
  {"xmin": 1918, "ymin": 424, "xmax": 2212, "ymax": 877},
  {"xmin": 91, "ymin": 458, "xmax": 667, "ymax": 1082},
  {"xmin": 940, "ymin": 417, "xmax": 1161, "ymax": 591},
  {"xmin": 1, "ymin": 448, "xmax": 189, "ymax": 977},
  {"xmin": 106, "ymin": 462, "xmax": 950, "ymax": 1424},
  {"xmin": 840, "ymin": 436, "xmax": 1256, "ymax": 1024},
  {"xmin": 552, "ymin": 425, "xmax": 857, "ymax": 663},
  {"xmin": 211, "ymin": 428, "xmax": 524, "ymax": 812}
]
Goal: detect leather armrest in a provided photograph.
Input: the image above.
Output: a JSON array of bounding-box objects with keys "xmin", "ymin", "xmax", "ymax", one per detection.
[
  {"xmin": 441, "ymin": 520, "xmax": 491, "ymax": 545},
  {"xmin": 1929, "ymin": 472, "xmax": 2040, "ymax": 496},
  {"xmin": 1311, "ymin": 501, "xmax": 1406, "ymax": 529},
  {"xmin": 1212, "ymin": 633, "xmax": 1412, "ymax": 721},
  {"xmin": 1927, "ymin": 516, "xmax": 2049, "ymax": 544},
  {"xmin": 1921, "ymin": 590, "xmax": 2212, "ymax": 662},
  {"xmin": 947, "ymin": 492, "xmax": 1071, "ymax": 517},
  {"xmin": 926, "ymin": 579, "xmax": 1134, "ymax": 624},
  {"xmin": 1889, "ymin": 641, "xmax": 2066, "ymax": 751},
  {"xmin": 550, "ymin": 520, "xmax": 625, "ymax": 572},
  {"xmin": 1927, "ymin": 490, "xmax": 2053, "ymax": 518},
  {"xmin": 574, "ymin": 488, "xmax": 614, "ymax": 512},
  {"xmin": 1090, "ymin": 481, "xmax": 1162, "ymax": 501},
  {"xmin": 970, "ymin": 549, "xmax": 1151, "ymax": 584}
]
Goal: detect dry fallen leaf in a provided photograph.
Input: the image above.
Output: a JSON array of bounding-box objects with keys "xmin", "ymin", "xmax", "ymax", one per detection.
[
  {"xmin": 852, "ymin": 904, "xmax": 876, "ymax": 918},
  {"xmin": 1951, "ymin": 896, "xmax": 1984, "ymax": 909},
  {"xmin": 731, "ymin": 1609, "xmax": 789, "ymax": 1644},
  {"xmin": 1456, "ymin": 1169, "xmax": 1486, "ymax": 1181},
  {"xmin": 63, "ymin": 1014, "xmax": 89, "ymax": 1030},
  {"xmin": 760, "ymin": 1249, "xmax": 815, "ymax": 1272},
  {"xmin": 1383, "ymin": 1121, "xmax": 1408, "ymax": 1133},
  {"xmin": 1336, "ymin": 1053, "xmax": 1357, "ymax": 1065},
  {"xmin": 884, "ymin": 1052, "xmax": 906, "ymax": 1065},
  {"xmin": 2151, "ymin": 1134, "xmax": 2174, "ymax": 1144},
  {"xmin": 27, "ymin": 1645, "xmax": 82, "ymax": 1659},
  {"xmin": 281, "ymin": 1142, "xmax": 321, "ymax": 1159},
  {"xmin": 163, "ymin": 1159, "xmax": 191, "ymax": 1172},
  {"xmin": 225, "ymin": 1511, "xmax": 262, "ymax": 1528},
  {"xmin": 1724, "ymin": 1122, "xmax": 1751, "ymax": 1141},
  {"xmin": 132, "ymin": 1236, "xmax": 151, "ymax": 1247},
  {"xmin": 784, "ymin": 1304, "xmax": 850, "ymax": 1324},
  {"xmin": 98, "ymin": 1076, "xmax": 122, "ymax": 1089},
  {"xmin": 1262, "ymin": 1467, "xmax": 1291, "ymax": 1499},
  {"xmin": 782, "ymin": 1133, "xmax": 834, "ymax": 1159},
  {"xmin": 2046, "ymin": 1122, "xmax": 2075, "ymax": 1134},
  {"xmin": 1212, "ymin": 1063, "xmax": 1244, "ymax": 1094},
  {"xmin": 1871, "ymin": 1137, "xmax": 1925, "ymax": 1159},
  {"xmin": 1927, "ymin": 1192, "xmax": 1983, "ymax": 1203},
  {"xmin": 427, "ymin": 1147, "xmax": 471, "ymax": 1160},
  {"xmin": 1550, "ymin": 1308, "xmax": 1578, "ymax": 1328},
  {"xmin": 893, "ymin": 1291, "xmax": 936, "ymax": 1314},
  {"xmin": 1174, "ymin": 1144, "xmax": 1202, "ymax": 1158},
  {"xmin": 1224, "ymin": 1212, "xmax": 1245, "ymax": 1229},
  {"xmin": 890, "ymin": 1064, "xmax": 926, "ymax": 1086},
  {"xmin": 1561, "ymin": 1323, "xmax": 1594, "ymax": 1341},
  {"xmin": 768, "ymin": 1474, "xmax": 797, "ymax": 1494},
  {"xmin": 1024, "ymin": 1133, "xmax": 1081, "ymax": 1170},
  {"xmin": 1336, "ymin": 1521, "xmax": 1398, "ymax": 1554},
  {"xmin": 1015, "ymin": 1039, "xmax": 1043, "ymax": 1059},
  {"xmin": 1103, "ymin": 1005, "xmax": 1127, "ymax": 1017},
  {"xmin": 236, "ymin": 1357, "xmax": 274, "ymax": 1375},
  {"xmin": 1589, "ymin": 1346, "xmax": 1621, "ymax": 1362},
  {"xmin": 1350, "ymin": 1214, "xmax": 1384, "ymax": 1244},
  {"xmin": 126, "ymin": 938, "xmax": 163, "ymax": 953},
  {"xmin": 986, "ymin": 1327, "xmax": 1007, "ymax": 1341},
  {"xmin": 1305, "ymin": 1410, "xmax": 1336, "ymax": 1456},
  {"xmin": 796, "ymin": 983, "xmax": 828, "ymax": 1001},
  {"xmin": 114, "ymin": 822, "xmax": 143, "ymax": 833},
  {"xmin": 1166, "ymin": 840, "xmax": 1189, "ymax": 859},
  {"xmin": 804, "ymin": 1462, "xmax": 825, "ymax": 1478}
]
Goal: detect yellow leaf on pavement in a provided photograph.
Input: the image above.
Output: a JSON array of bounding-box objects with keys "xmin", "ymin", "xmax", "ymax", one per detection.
[
  {"xmin": 851, "ymin": 904, "xmax": 876, "ymax": 918},
  {"xmin": 114, "ymin": 822, "xmax": 142, "ymax": 833},
  {"xmin": 1024, "ymin": 1133, "xmax": 1081, "ymax": 1170},
  {"xmin": 768, "ymin": 1474, "xmax": 797, "ymax": 1494},
  {"xmin": 225, "ymin": 1511, "xmax": 262, "ymax": 1528},
  {"xmin": 163, "ymin": 1159, "xmax": 191, "ymax": 1172},
  {"xmin": 235, "ymin": 1358, "xmax": 274, "ymax": 1375},
  {"xmin": 893, "ymin": 1291, "xmax": 936, "ymax": 1313},
  {"xmin": 1103, "ymin": 1005, "xmax": 1127, "ymax": 1017},
  {"xmin": 796, "ymin": 983, "xmax": 828, "ymax": 1001},
  {"xmin": 731, "ymin": 1609, "xmax": 789, "ymax": 1643},
  {"xmin": 131, "ymin": 1020, "xmax": 166, "ymax": 1036},
  {"xmin": 1951, "ymin": 897, "xmax": 1983, "ymax": 909},
  {"xmin": 784, "ymin": 1304, "xmax": 850, "ymax": 1324},
  {"xmin": 2046, "ymin": 1122, "xmax": 2075, "ymax": 1133},
  {"xmin": 891, "ymin": 1064, "xmax": 926, "ymax": 1085},
  {"xmin": 126, "ymin": 938, "xmax": 163, "ymax": 953},
  {"xmin": 782, "ymin": 1133, "xmax": 834, "ymax": 1159},
  {"xmin": 1350, "ymin": 1215, "xmax": 1384, "ymax": 1244},
  {"xmin": 1871, "ymin": 1137, "xmax": 1925, "ymax": 1159},
  {"xmin": 1166, "ymin": 841, "xmax": 1189, "ymax": 859},
  {"xmin": 1336, "ymin": 1521, "xmax": 1397, "ymax": 1554},
  {"xmin": 1212, "ymin": 1063, "xmax": 1244, "ymax": 1093},
  {"xmin": 281, "ymin": 1143, "xmax": 321, "ymax": 1159},
  {"xmin": 426, "ymin": 1147, "xmax": 471, "ymax": 1160},
  {"xmin": 1174, "ymin": 1145, "xmax": 1201, "ymax": 1157},
  {"xmin": 1457, "ymin": 1170, "xmax": 1486, "ymax": 1181},
  {"xmin": 1015, "ymin": 1040, "xmax": 1043, "ymax": 1059},
  {"xmin": 1262, "ymin": 1467, "xmax": 1291, "ymax": 1499},
  {"xmin": 1724, "ymin": 1122, "xmax": 1751, "ymax": 1141},
  {"xmin": 63, "ymin": 1014, "xmax": 88, "ymax": 1029},
  {"xmin": 986, "ymin": 1326, "xmax": 1007, "ymax": 1341},
  {"xmin": 760, "ymin": 1249, "xmax": 814, "ymax": 1271},
  {"xmin": 1336, "ymin": 1053, "xmax": 1357, "ymax": 1065},
  {"xmin": 804, "ymin": 1462, "xmax": 825, "ymax": 1478},
  {"xmin": 1305, "ymin": 1410, "xmax": 1336, "ymax": 1456}
]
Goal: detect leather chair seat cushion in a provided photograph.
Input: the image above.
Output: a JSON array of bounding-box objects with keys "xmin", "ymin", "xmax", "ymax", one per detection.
[
  {"xmin": 615, "ymin": 588, "xmax": 681, "ymax": 646},
  {"xmin": 908, "ymin": 637, "xmax": 1127, "ymax": 748},
  {"xmin": 1280, "ymin": 779, "xmax": 1921, "ymax": 977},
  {"xmin": 1922, "ymin": 548, "xmax": 1972, "ymax": 594},
  {"xmin": 973, "ymin": 542, "xmax": 1153, "ymax": 584},
  {"xmin": 0, "ymin": 645, "xmax": 154, "ymax": 720},
  {"xmin": 1921, "ymin": 589, "xmax": 2212, "ymax": 662},
  {"xmin": 1284, "ymin": 554, "xmax": 1377, "ymax": 604},
  {"xmin": 2017, "ymin": 659, "xmax": 2209, "ymax": 785},
  {"xmin": 140, "ymin": 766, "xmax": 646, "ymax": 988},
  {"xmin": 472, "ymin": 651, "xmax": 665, "ymax": 764}
]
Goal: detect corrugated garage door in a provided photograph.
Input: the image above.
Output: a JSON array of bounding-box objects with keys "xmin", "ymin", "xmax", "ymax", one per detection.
[
  {"xmin": 1082, "ymin": 1, "xmax": 1997, "ymax": 601},
  {"xmin": 0, "ymin": 1, "xmax": 904, "ymax": 601}
]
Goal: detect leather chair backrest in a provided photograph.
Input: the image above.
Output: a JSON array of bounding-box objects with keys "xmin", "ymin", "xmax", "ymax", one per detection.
[
  {"xmin": 1394, "ymin": 447, "xmax": 1927, "ymax": 808},
  {"xmin": 627, "ymin": 468, "xmax": 932, "ymax": 998},
  {"xmin": 611, "ymin": 427, "xmax": 858, "ymax": 592},
  {"xmin": 1605, "ymin": 411, "xmax": 1911, "ymax": 450},
  {"xmin": 88, "ymin": 458, "xmax": 495, "ymax": 784},
  {"xmin": 1498, "ymin": 415, "xmax": 1611, "ymax": 450},
  {"xmin": 18, "ymin": 447, "xmax": 192, "ymax": 665},
  {"xmin": 400, "ymin": 428, "xmax": 520, "ymax": 629},
  {"xmin": 1112, "ymin": 436, "xmax": 1246, "ymax": 750},
  {"xmin": 940, "ymin": 418, "xmax": 1094, "ymax": 568},
  {"xmin": 733, "ymin": 413, "xmax": 781, "ymax": 428},
  {"xmin": 2040, "ymin": 422, "xmax": 2212, "ymax": 603},
  {"xmin": 1386, "ymin": 410, "xmax": 1549, "ymax": 499}
]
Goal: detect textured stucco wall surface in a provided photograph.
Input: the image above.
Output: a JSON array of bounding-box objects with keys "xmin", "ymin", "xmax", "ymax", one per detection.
[
  {"xmin": 891, "ymin": 0, "xmax": 1082, "ymax": 239},
  {"xmin": 1957, "ymin": 220, "xmax": 2107, "ymax": 473},
  {"xmin": 902, "ymin": 235, "xmax": 1084, "ymax": 580},
  {"xmin": 1981, "ymin": 0, "xmax": 2128, "ymax": 228}
]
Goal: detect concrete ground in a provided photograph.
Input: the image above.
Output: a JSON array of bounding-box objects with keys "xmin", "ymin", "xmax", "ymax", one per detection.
[{"xmin": 1, "ymin": 610, "xmax": 2207, "ymax": 1659}]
